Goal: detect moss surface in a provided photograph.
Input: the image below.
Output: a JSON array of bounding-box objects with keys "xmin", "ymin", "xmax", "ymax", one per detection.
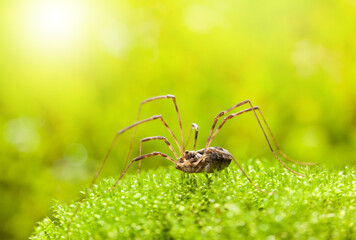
[{"xmin": 31, "ymin": 160, "xmax": 356, "ymax": 239}]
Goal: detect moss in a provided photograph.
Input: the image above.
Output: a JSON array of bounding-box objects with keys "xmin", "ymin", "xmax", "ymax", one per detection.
[{"xmin": 31, "ymin": 160, "xmax": 356, "ymax": 239}]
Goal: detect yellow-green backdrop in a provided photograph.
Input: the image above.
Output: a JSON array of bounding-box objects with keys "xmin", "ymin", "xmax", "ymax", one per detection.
[{"xmin": 1, "ymin": 0, "xmax": 355, "ymax": 239}]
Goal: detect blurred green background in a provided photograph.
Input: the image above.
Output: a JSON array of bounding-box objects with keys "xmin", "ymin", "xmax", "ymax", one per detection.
[{"xmin": 1, "ymin": 0, "xmax": 356, "ymax": 239}]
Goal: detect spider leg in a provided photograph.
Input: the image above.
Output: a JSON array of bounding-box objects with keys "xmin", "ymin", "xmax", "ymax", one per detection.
[
  {"xmin": 125, "ymin": 95, "xmax": 185, "ymax": 167},
  {"xmin": 205, "ymin": 148, "xmax": 268, "ymax": 193},
  {"xmin": 185, "ymin": 123, "xmax": 199, "ymax": 151},
  {"xmin": 67, "ymin": 115, "xmax": 179, "ymax": 237},
  {"xmin": 90, "ymin": 115, "xmax": 181, "ymax": 191},
  {"xmin": 137, "ymin": 136, "xmax": 178, "ymax": 174},
  {"xmin": 206, "ymin": 106, "xmax": 306, "ymax": 177},
  {"xmin": 107, "ymin": 152, "xmax": 176, "ymax": 192},
  {"xmin": 205, "ymin": 100, "xmax": 251, "ymax": 151},
  {"xmin": 255, "ymin": 108, "xmax": 316, "ymax": 166}
]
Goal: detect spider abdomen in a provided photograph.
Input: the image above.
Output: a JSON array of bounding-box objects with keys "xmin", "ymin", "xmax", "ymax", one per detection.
[{"xmin": 175, "ymin": 147, "xmax": 232, "ymax": 173}]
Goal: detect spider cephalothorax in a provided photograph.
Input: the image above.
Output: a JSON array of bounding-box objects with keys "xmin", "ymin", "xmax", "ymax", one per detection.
[{"xmin": 176, "ymin": 147, "xmax": 232, "ymax": 173}]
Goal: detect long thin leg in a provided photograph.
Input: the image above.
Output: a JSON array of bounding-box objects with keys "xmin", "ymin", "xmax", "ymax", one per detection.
[
  {"xmin": 185, "ymin": 123, "xmax": 199, "ymax": 151},
  {"xmin": 204, "ymin": 100, "xmax": 314, "ymax": 166},
  {"xmin": 137, "ymin": 136, "xmax": 178, "ymax": 173},
  {"xmin": 205, "ymin": 148, "xmax": 267, "ymax": 193},
  {"xmin": 206, "ymin": 106, "xmax": 305, "ymax": 177},
  {"xmin": 67, "ymin": 115, "xmax": 179, "ymax": 238},
  {"xmin": 107, "ymin": 152, "xmax": 176, "ymax": 192},
  {"xmin": 204, "ymin": 100, "xmax": 251, "ymax": 152},
  {"xmin": 90, "ymin": 115, "xmax": 181, "ymax": 191},
  {"xmin": 124, "ymin": 95, "xmax": 185, "ymax": 168},
  {"xmin": 255, "ymin": 108, "xmax": 316, "ymax": 166}
]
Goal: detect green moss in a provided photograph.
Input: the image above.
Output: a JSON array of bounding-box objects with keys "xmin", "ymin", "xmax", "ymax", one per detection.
[{"xmin": 31, "ymin": 160, "xmax": 356, "ymax": 239}]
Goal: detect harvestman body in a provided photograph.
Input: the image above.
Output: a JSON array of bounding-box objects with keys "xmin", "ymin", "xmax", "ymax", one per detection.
[
  {"xmin": 68, "ymin": 95, "xmax": 315, "ymax": 237},
  {"xmin": 176, "ymin": 147, "xmax": 233, "ymax": 173},
  {"xmin": 89, "ymin": 95, "xmax": 315, "ymax": 194}
]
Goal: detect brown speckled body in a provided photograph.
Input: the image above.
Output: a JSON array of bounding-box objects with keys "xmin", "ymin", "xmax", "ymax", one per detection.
[{"xmin": 175, "ymin": 147, "xmax": 232, "ymax": 173}]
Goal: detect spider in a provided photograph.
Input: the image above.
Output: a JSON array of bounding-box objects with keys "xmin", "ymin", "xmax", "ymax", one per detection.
[
  {"xmin": 89, "ymin": 94, "xmax": 315, "ymax": 194},
  {"xmin": 67, "ymin": 95, "xmax": 316, "ymax": 238}
]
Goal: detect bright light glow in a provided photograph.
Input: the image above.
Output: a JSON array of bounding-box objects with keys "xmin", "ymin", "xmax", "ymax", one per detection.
[
  {"xmin": 20, "ymin": 1, "xmax": 88, "ymax": 51},
  {"xmin": 35, "ymin": 4, "xmax": 74, "ymax": 38}
]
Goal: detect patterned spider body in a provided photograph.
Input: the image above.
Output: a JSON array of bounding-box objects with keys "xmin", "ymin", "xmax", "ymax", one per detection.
[{"xmin": 175, "ymin": 147, "xmax": 232, "ymax": 173}]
